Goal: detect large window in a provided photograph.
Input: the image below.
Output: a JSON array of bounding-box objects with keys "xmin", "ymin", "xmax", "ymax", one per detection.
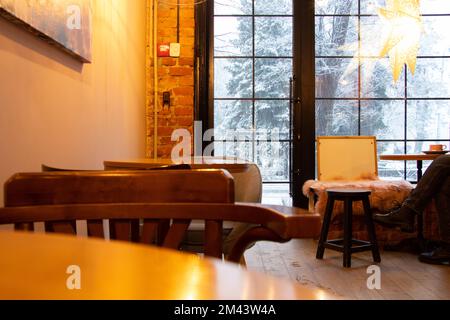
[
  {"xmin": 198, "ymin": 0, "xmax": 449, "ymax": 205},
  {"xmin": 315, "ymin": 0, "xmax": 450, "ymax": 181}
]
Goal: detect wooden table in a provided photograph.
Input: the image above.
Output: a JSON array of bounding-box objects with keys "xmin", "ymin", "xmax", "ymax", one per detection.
[
  {"xmin": 104, "ymin": 157, "xmax": 250, "ymax": 173},
  {"xmin": 380, "ymin": 153, "xmax": 444, "ymax": 181},
  {"xmin": 0, "ymin": 231, "xmax": 338, "ymax": 300}
]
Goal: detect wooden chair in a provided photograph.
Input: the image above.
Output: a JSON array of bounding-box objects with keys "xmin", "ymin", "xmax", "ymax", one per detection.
[
  {"xmin": 317, "ymin": 136, "xmax": 379, "ymax": 181},
  {"xmin": 303, "ymin": 136, "xmax": 414, "ymax": 247},
  {"xmin": 304, "ymin": 136, "xmax": 413, "ymax": 213},
  {"xmin": 0, "ymin": 170, "xmax": 320, "ymax": 263}
]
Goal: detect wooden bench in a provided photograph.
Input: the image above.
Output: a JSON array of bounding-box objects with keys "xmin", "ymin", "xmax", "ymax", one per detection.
[{"xmin": 0, "ymin": 170, "xmax": 320, "ymax": 263}]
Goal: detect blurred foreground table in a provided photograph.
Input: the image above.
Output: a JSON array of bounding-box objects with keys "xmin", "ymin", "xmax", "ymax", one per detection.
[{"xmin": 0, "ymin": 232, "xmax": 337, "ymax": 300}]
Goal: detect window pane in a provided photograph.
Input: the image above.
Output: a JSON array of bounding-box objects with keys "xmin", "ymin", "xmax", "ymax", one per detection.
[
  {"xmin": 421, "ymin": 0, "xmax": 450, "ymax": 14},
  {"xmin": 361, "ymin": 0, "xmax": 450, "ymax": 15},
  {"xmin": 214, "ymin": 0, "xmax": 252, "ymax": 15},
  {"xmin": 407, "ymin": 100, "xmax": 450, "ymax": 140},
  {"xmin": 214, "ymin": 100, "xmax": 253, "ymax": 140},
  {"xmin": 214, "ymin": 141, "xmax": 254, "ymax": 162},
  {"xmin": 360, "ymin": 6, "xmax": 450, "ymax": 55},
  {"xmin": 360, "ymin": 16, "xmax": 385, "ymax": 57},
  {"xmin": 214, "ymin": 17, "xmax": 252, "ymax": 57},
  {"xmin": 255, "ymin": 0, "xmax": 292, "ymax": 15},
  {"xmin": 263, "ymin": 184, "xmax": 292, "ymax": 206},
  {"xmin": 377, "ymin": 141, "xmax": 406, "ymax": 180},
  {"xmin": 315, "ymin": 0, "xmax": 357, "ymax": 15},
  {"xmin": 316, "ymin": 58, "xmax": 358, "ymax": 98},
  {"xmin": 315, "ymin": 16, "xmax": 358, "ymax": 57},
  {"xmin": 378, "ymin": 141, "xmax": 405, "ymax": 156},
  {"xmin": 407, "ymin": 141, "xmax": 448, "ymax": 154},
  {"xmin": 420, "ymin": 17, "xmax": 450, "ymax": 56},
  {"xmin": 361, "ymin": 59, "xmax": 405, "ymax": 98},
  {"xmin": 361, "ymin": 101, "xmax": 405, "ymax": 140},
  {"xmin": 257, "ymin": 142, "xmax": 289, "ymax": 182},
  {"xmin": 255, "ymin": 58, "xmax": 292, "ymax": 98},
  {"xmin": 215, "ymin": 58, "xmax": 253, "ymax": 98},
  {"xmin": 256, "ymin": 100, "xmax": 290, "ymax": 140},
  {"xmin": 408, "ymin": 58, "xmax": 450, "ymax": 98},
  {"xmin": 316, "ymin": 100, "xmax": 358, "ymax": 136},
  {"xmin": 255, "ymin": 17, "xmax": 293, "ymax": 57},
  {"xmin": 360, "ymin": 0, "xmax": 382, "ymax": 15},
  {"xmin": 406, "ymin": 160, "xmax": 434, "ymax": 182}
]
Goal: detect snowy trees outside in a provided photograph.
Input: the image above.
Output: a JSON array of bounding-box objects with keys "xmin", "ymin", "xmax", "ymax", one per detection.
[
  {"xmin": 214, "ymin": 0, "xmax": 292, "ymax": 182},
  {"xmin": 213, "ymin": 0, "xmax": 450, "ymax": 182}
]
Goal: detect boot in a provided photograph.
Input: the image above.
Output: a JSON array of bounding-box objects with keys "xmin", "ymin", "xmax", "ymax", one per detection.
[
  {"xmin": 373, "ymin": 205, "xmax": 416, "ymax": 233},
  {"xmin": 419, "ymin": 245, "xmax": 450, "ymax": 265}
]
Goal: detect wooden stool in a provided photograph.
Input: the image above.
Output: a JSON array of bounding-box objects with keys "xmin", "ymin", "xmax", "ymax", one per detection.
[{"xmin": 316, "ymin": 189, "xmax": 381, "ymax": 268}]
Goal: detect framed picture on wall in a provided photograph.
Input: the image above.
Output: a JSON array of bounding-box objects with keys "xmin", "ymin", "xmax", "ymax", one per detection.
[{"xmin": 0, "ymin": 0, "xmax": 92, "ymax": 63}]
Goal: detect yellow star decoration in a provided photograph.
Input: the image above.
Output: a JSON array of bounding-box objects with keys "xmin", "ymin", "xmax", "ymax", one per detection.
[{"xmin": 378, "ymin": 0, "xmax": 424, "ymax": 82}]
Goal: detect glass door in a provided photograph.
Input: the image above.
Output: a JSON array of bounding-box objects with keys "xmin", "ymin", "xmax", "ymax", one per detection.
[{"xmin": 212, "ymin": 0, "xmax": 294, "ymax": 205}]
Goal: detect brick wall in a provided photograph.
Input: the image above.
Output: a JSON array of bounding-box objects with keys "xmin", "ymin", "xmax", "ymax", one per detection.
[{"xmin": 146, "ymin": 0, "xmax": 195, "ymax": 158}]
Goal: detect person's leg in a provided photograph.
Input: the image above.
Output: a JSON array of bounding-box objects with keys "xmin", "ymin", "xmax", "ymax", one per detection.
[
  {"xmin": 404, "ymin": 155, "xmax": 450, "ymax": 214},
  {"xmin": 433, "ymin": 177, "xmax": 450, "ymax": 244},
  {"xmin": 418, "ymin": 177, "xmax": 450, "ymax": 264},
  {"xmin": 374, "ymin": 155, "xmax": 450, "ymax": 231}
]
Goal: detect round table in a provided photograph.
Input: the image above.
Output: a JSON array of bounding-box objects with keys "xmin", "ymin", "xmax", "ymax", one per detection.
[
  {"xmin": 0, "ymin": 231, "xmax": 338, "ymax": 300},
  {"xmin": 380, "ymin": 153, "xmax": 443, "ymax": 181}
]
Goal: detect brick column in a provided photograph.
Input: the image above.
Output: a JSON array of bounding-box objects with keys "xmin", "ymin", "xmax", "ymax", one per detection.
[{"xmin": 146, "ymin": 0, "xmax": 195, "ymax": 158}]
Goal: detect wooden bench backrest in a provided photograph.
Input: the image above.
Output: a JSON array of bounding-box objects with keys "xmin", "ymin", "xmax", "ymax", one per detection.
[{"xmin": 4, "ymin": 169, "xmax": 235, "ymax": 206}]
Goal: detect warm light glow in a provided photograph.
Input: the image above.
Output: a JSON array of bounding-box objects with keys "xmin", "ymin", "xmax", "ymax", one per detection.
[
  {"xmin": 378, "ymin": 0, "xmax": 424, "ymax": 82},
  {"xmin": 182, "ymin": 258, "xmax": 203, "ymax": 300}
]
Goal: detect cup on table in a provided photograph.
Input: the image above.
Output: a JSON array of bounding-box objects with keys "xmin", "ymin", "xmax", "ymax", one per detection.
[{"xmin": 429, "ymin": 144, "xmax": 447, "ymax": 151}]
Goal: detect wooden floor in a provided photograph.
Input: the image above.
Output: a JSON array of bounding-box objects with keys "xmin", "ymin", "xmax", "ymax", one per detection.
[{"xmin": 244, "ymin": 239, "xmax": 450, "ymax": 300}]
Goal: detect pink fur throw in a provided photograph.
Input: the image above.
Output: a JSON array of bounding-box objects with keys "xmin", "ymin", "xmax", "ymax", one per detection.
[{"xmin": 303, "ymin": 179, "xmax": 414, "ymax": 216}]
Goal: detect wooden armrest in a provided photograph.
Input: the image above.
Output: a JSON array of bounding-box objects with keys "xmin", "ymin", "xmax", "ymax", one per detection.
[
  {"xmin": 226, "ymin": 204, "xmax": 321, "ymax": 263},
  {"xmin": 239, "ymin": 203, "xmax": 321, "ymax": 239}
]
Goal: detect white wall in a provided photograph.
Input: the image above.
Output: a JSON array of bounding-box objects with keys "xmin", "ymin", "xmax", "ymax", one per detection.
[{"xmin": 0, "ymin": 0, "xmax": 147, "ymax": 205}]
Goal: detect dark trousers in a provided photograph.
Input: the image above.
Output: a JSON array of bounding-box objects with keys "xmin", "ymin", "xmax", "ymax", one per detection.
[{"xmin": 405, "ymin": 155, "xmax": 450, "ymax": 243}]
